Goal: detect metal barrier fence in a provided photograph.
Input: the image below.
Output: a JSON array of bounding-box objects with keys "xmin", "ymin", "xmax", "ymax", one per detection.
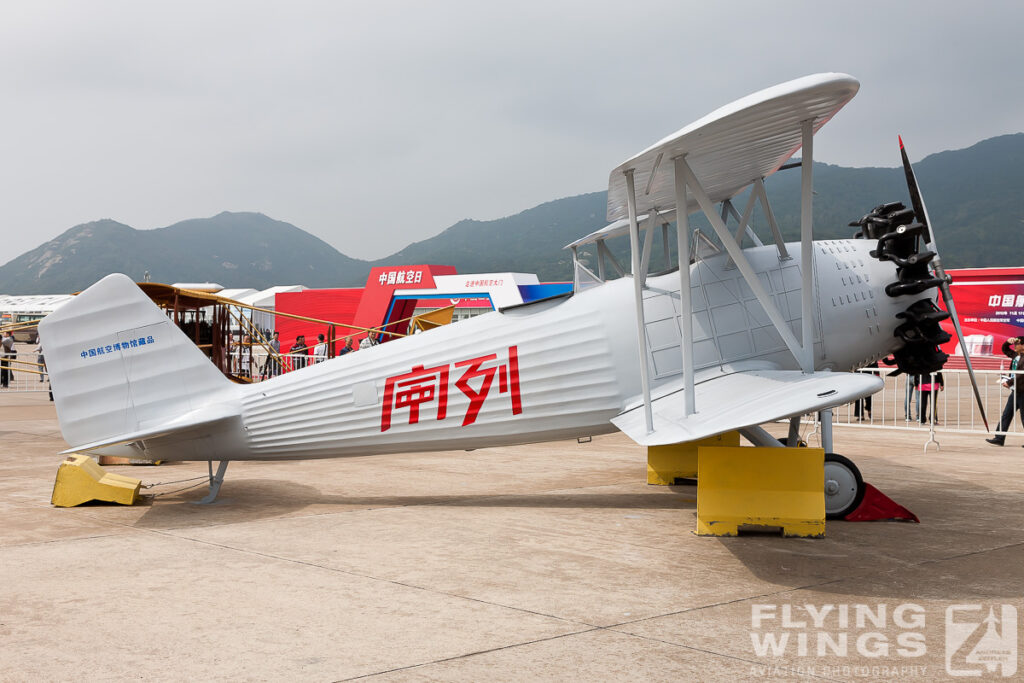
[
  {"xmin": 0, "ymin": 349, "xmax": 344, "ymax": 392},
  {"xmin": 0, "ymin": 351, "xmax": 49, "ymax": 392},
  {"xmin": 820, "ymin": 366, "xmax": 1021, "ymax": 451},
  {"xmin": 229, "ymin": 349, "xmax": 344, "ymax": 382}
]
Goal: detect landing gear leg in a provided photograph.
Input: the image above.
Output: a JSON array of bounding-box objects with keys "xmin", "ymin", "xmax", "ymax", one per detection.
[
  {"xmin": 787, "ymin": 417, "xmax": 801, "ymax": 446},
  {"xmin": 820, "ymin": 408, "xmax": 834, "ymax": 453},
  {"xmin": 195, "ymin": 461, "xmax": 230, "ymax": 505}
]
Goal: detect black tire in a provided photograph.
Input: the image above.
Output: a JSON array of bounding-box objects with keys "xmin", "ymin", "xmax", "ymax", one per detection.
[
  {"xmin": 824, "ymin": 453, "xmax": 865, "ymax": 520},
  {"xmin": 778, "ymin": 437, "xmax": 807, "ymax": 448}
]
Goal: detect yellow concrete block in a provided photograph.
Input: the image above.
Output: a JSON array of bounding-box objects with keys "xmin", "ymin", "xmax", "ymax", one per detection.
[
  {"xmin": 51, "ymin": 454, "xmax": 142, "ymax": 507},
  {"xmin": 696, "ymin": 446, "xmax": 825, "ymax": 538},
  {"xmin": 647, "ymin": 432, "xmax": 740, "ymax": 485}
]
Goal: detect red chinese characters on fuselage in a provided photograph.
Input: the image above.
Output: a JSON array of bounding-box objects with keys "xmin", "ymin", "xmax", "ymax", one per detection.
[{"xmin": 380, "ymin": 346, "xmax": 522, "ymax": 432}]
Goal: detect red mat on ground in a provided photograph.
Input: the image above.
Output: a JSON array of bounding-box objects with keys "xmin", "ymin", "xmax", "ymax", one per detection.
[{"xmin": 844, "ymin": 483, "xmax": 920, "ymax": 522}]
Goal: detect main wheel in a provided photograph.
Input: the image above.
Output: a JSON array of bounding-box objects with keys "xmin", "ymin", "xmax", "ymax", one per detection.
[{"xmin": 824, "ymin": 453, "xmax": 865, "ymax": 520}]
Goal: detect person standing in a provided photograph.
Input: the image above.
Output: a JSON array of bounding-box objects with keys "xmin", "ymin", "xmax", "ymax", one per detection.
[
  {"xmin": 915, "ymin": 370, "xmax": 944, "ymax": 424},
  {"xmin": 0, "ymin": 331, "xmax": 14, "ymax": 388},
  {"xmin": 239, "ymin": 334, "xmax": 252, "ymax": 378},
  {"xmin": 359, "ymin": 333, "xmax": 378, "ymax": 350},
  {"xmin": 35, "ymin": 335, "xmax": 46, "ymax": 382},
  {"xmin": 265, "ymin": 331, "xmax": 282, "ymax": 378},
  {"xmin": 854, "ymin": 361, "xmax": 879, "ymax": 421},
  {"xmin": 290, "ymin": 335, "xmax": 309, "ymax": 370},
  {"xmin": 987, "ymin": 336, "xmax": 1024, "ymax": 446},
  {"xmin": 313, "ymin": 334, "xmax": 328, "ymax": 363},
  {"xmin": 338, "ymin": 337, "xmax": 354, "ymax": 356}
]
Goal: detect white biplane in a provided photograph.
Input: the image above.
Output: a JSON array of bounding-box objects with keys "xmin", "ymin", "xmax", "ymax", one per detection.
[{"xmin": 40, "ymin": 73, "xmax": 986, "ymax": 514}]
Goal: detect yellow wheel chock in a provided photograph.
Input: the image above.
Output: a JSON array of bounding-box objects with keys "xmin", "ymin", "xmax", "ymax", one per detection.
[
  {"xmin": 695, "ymin": 445, "xmax": 825, "ymax": 538},
  {"xmin": 647, "ymin": 431, "xmax": 740, "ymax": 485},
  {"xmin": 51, "ymin": 454, "xmax": 142, "ymax": 507}
]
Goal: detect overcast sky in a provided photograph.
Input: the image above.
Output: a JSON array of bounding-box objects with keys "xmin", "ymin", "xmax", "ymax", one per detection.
[{"xmin": 2, "ymin": 1, "xmax": 1021, "ymax": 263}]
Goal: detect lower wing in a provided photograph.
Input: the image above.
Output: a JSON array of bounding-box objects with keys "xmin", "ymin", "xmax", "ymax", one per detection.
[{"xmin": 612, "ymin": 369, "xmax": 882, "ymax": 446}]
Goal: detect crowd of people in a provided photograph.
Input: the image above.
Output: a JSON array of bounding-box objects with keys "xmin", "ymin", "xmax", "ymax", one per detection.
[
  {"xmin": 850, "ymin": 361, "xmax": 945, "ymax": 425},
  {"xmin": 846, "ymin": 336, "xmax": 1024, "ymax": 445},
  {"xmin": 229, "ymin": 330, "xmax": 369, "ymax": 380}
]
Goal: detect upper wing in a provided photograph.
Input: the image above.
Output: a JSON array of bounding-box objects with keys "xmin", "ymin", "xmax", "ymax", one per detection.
[
  {"xmin": 606, "ymin": 73, "xmax": 859, "ymax": 222},
  {"xmin": 612, "ymin": 369, "xmax": 881, "ymax": 446}
]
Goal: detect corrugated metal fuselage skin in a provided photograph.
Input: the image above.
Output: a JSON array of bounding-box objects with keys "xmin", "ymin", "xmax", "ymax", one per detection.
[{"xmin": 172, "ymin": 238, "xmax": 919, "ymax": 462}]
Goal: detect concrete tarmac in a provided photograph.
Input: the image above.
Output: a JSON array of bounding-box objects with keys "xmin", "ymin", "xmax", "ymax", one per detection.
[{"xmin": 1, "ymin": 390, "xmax": 1022, "ymax": 681}]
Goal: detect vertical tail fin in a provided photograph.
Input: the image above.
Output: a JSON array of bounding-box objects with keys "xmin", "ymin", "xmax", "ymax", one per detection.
[{"xmin": 39, "ymin": 274, "xmax": 232, "ymax": 449}]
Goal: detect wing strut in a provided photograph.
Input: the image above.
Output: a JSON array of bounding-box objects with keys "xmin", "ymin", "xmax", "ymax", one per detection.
[
  {"xmin": 605, "ymin": 74, "xmax": 858, "ymax": 424},
  {"xmin": 624, "ymin": 169, "xmax": 655, "ymax": 433},
  {"xmin": 753, "ymin": 177, "xmax": 790, "ymax": 260},
  {"xmin": 725, "ymin": 195, "xmax": 764, "ymax": 250},
  {"xmin": 673, "ymin": 156, "xmax": 696, "ymax": 416},
  {"xmin": 676, "ymin": 156, "xmax": 813, "ymax": 372},
  {"xmin": 723, "ymin": 191, "xmax": 762, "ymax": 270},
  {"xmin": 799, "ymin": 119, "xmax": 816, "ymax": 374},
  {"xmin": 625, "ymin": 125, "xmax": 821, "ymax": 421}
]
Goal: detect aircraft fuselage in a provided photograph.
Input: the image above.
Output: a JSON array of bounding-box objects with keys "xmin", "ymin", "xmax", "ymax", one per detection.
[{"xmin": 174, "ymin": 238, "xmax": 921, "ymax": 461}]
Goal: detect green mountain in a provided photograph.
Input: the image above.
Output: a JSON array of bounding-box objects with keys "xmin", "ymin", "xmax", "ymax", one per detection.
[
  {"xmin": 755, "ymin": 133, "xmax": 1024, "ymax": 265},
  {"xmin": 401, "ymin": 133, "xmax": 1023, "ymax": 278},
  {"xmin": 381, "ymin": 192, "xmax": 607, "ymax": 282},
  {"xmin": 0, "ymin": 212, "xmax": 372, "ymax": 293},
  {"xmin": 0, "ymin": 134, "xmax": 1021, "ymax": 294}
]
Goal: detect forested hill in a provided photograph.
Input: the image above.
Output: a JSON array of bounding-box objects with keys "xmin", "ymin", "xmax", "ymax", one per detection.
[
  {"xmin": 0, "ymin": 212, "xmax": 372, "ymax": 294},
  {"xmin": 386, "ymin": 133, "xmax": 1024, "ymax": 279}
]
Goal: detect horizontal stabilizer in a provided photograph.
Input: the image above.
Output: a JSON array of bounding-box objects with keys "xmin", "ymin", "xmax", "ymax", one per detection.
[
  {"xmin": 59, "ymin": 404, "xmax": 240, "ymax": 455},
  {"xmin": 612, "ymin": 370, "xmax": 882, "ymax": 446}
]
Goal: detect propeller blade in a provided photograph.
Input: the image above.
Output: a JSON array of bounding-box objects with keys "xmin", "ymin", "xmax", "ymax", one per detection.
[
  {"xmin": 898, "ymin": 136, "xmax": 989, "ymax": 431},
  {"xmin": 899, "ymin": 136, "xmax": 932, "ymax": 245}
]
